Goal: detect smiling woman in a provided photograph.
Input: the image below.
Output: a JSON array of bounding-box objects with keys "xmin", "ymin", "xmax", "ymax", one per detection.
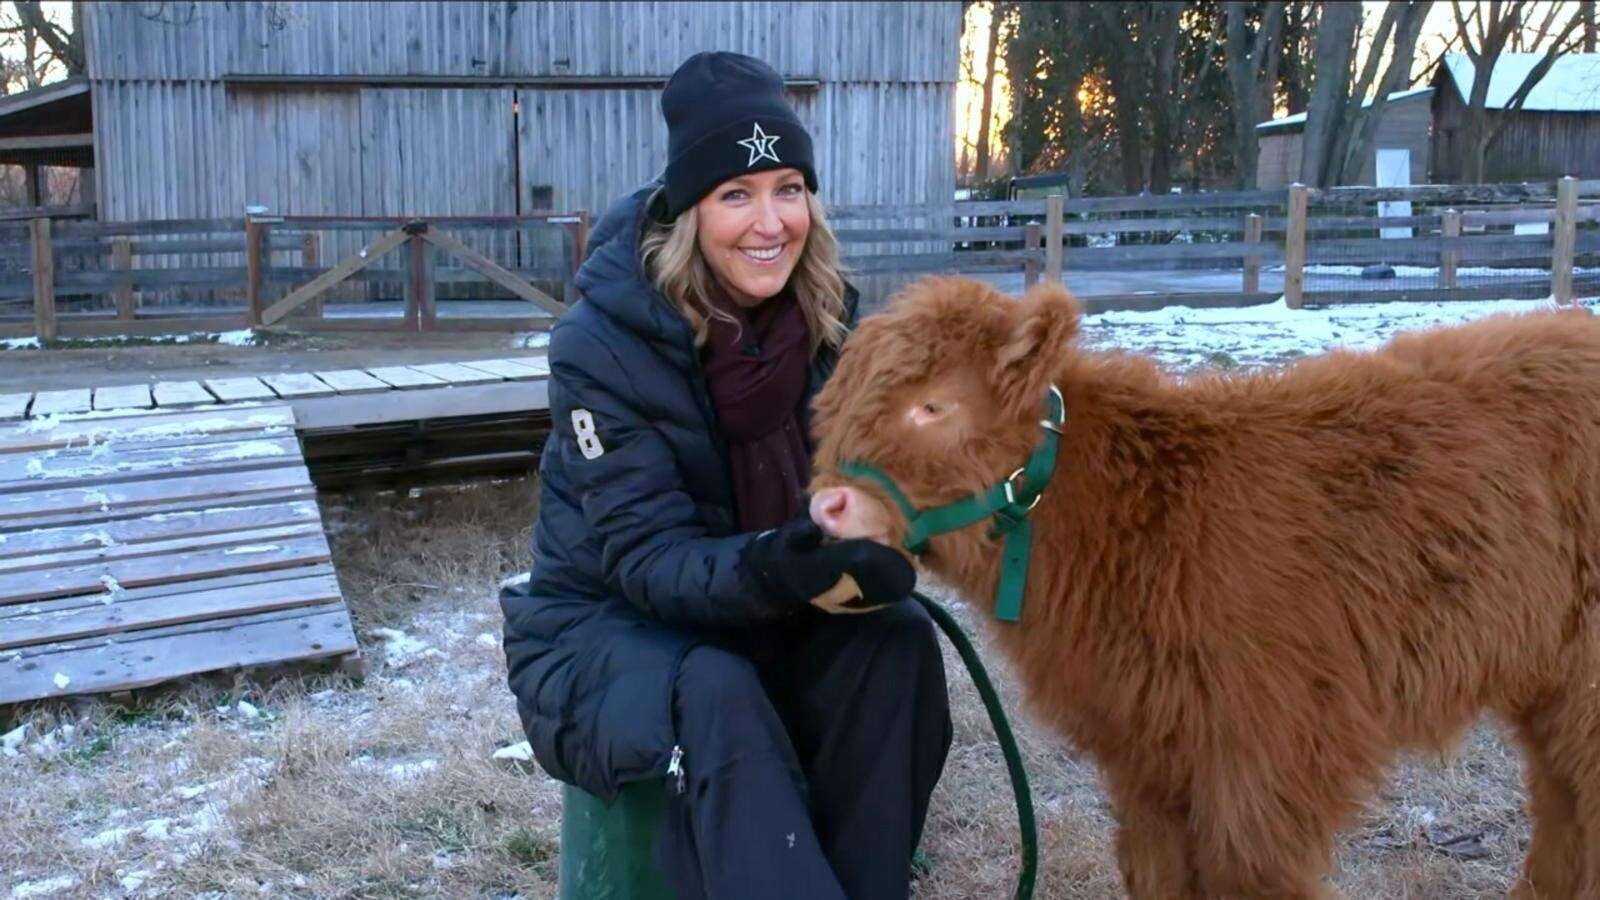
[{"xmin": 499, "ymin": 50, "xmax": 953, "ymax": 900}]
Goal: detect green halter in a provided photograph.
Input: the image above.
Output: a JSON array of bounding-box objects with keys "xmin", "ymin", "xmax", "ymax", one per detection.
[{"xmin": 837, "ymin": 385, "xmax": 1065, "ymax": 623}]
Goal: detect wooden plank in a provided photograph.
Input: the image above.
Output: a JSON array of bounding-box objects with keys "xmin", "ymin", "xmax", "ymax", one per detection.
[
  {"xmin": 301, "ymin": 231, "xmax": 323, "ymax": 319},
  {"xmin": 261, "ymin": 226, "xmax": 409, "ymax": 325},
  {"xmin": 28, "ymin": 388, "xmax": 91, "ymax": 418},
  {"xmin": 0, "ymin": 464, "xmax": 311, "ymax": 524},
  {"xmin": 0, "ymin": 532, "xmax": 330, "ymax": 605},
  {"xmin": 0, "ymin": 499, "xmax": 322, "ymax": 562},
  {"xmin": 152, "ymin": 381, "xmax": 216, "ymax": 409},
  {"xmin": 364, "ymin": 365, "xmax": 447, "ymax": 389},
  {"xmin": 0, "ymin": 435, "xmax": 301, "ymax": 490},
  {"xmin": 312, "ymin": 369, "xmax": 391, "ymax": 394},
  {"xmin": 91, "ymin": 383, "xmax": 153, "ymax": 412},
  {"xmin": 204, "ymin": 377, "xmax": 279, "ymax": 402},
  {"xmin": 0, "ymin": 521, "xmax": 322, "ymax": 577},
  {"xmin": 406, "ymin": 234, "xmax": 432, "ymax": 331},
  {"xmin": 0, "ymin": 563, "xmax": 338, "ymax": 623},
  {"xmin": 455, "ymin": 358, "xmax": 550, "ymax": 380},
  {"xmin": 0, "ymin": 606, "xmax": 356, "ymax": 705},
  {"xmin": 31, "ymin": 217, "xmax": 54, "ymax": 342},
  {"xmin": 1080, "ymin": 291, "xmax": 1281, "ymax": 316},
  {"xmin": 1059, "ymin": 241, "xmax": 1288, "ymax": 264},
  {"xmin": 0, "ymin": 572, "xmax": 342, "ymax": 652},
  {"xmin": 1307, "ymin": 281, "xmax": 1553, "ymax": 305},
  {"xmin": 0, "ymin": 394, "xmax": 30, "ymax": 422},
  {"xmin": 0, "ymin": 405, "xmax": 296, "ymax": 455},
  {"xmin": 418, "ymin": 227, "xmax": 567, "ymax": 315},
  {"xmin": 260, "ymin": 372, "xmax": 337, "ymax": 399},
  {"xmin": 0, "ymin": 486, "xmax": 315, "ymax": 536},
  {"xmin": 407, "ymin": 362, "xmax": 503, "ymax": 385},
  {"xmin": 290, "ymin": 379, "xmax": 550, "ymax": 429}
]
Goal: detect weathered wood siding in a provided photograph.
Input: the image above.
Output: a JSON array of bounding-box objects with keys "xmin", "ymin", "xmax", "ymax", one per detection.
[
  {"xmin": 1255, "ymin": 93, "xmax": 1432, "ymax": 188},
  {"xmin": 83, "ymin": 1, "xmax": 959, "ymax": 244},
  {"xmin": 1431, "ymin": 83, "xmax": 1600, "ymax": 183}
]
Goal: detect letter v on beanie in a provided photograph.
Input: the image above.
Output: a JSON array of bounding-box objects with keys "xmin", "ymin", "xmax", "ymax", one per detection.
[{"xmin": 656, "ymin": 51, "xmax": 819, "ymax": 220}]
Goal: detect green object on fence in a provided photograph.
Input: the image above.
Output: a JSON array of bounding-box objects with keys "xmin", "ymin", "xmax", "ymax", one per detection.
[{"xmin": 558, "ymin": 781, "xmax": 675, "ymax": 900}]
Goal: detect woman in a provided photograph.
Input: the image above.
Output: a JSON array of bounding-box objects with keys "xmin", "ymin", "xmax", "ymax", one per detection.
[{"xmin": 500, "ymin": 52, "xmax": 952, "ymax": 899}]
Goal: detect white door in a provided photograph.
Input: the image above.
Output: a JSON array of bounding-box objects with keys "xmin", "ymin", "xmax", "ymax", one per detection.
[{"xmin": 1375, "ymin": 148, "xmax": 1412, "ymax": 239}]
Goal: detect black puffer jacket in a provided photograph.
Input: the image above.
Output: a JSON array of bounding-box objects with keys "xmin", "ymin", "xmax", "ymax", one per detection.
[{"xmin": 500, "ymin": 183, "xmax": 859, "ymax": 801}]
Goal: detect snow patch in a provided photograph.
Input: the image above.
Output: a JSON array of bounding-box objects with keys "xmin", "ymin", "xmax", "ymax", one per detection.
[
  {"xmin": 498, "ymin": 571, "xmax": 530, "ymax": 590},
  {"xmin": 2, "ymin": 723, "xmax": 27, "ymax": 756},
  {"xmin": 492, "ymin": 741, "xmax": 535, "ymax": 763},
  {"xmin": 8, "ymin": 875, "xmax": 77, "ymax": 898},
  {"xmin": 476, "ymin": 632, "xmax": 500, "ymax": 649},
  {"xmin": 223, "ymin": 544, "xmax": 281, "ymax": 555},
  {"xmin": 372, "ymin": 628, "xmax": 434, "ymax": 668},
  {"xmin": 51, "ymin": 673, "xmax": 70, "ymax": 690},
  {"xmin": 1, "ymin": 336, "xmax": 41, "ymax": 351},
  {"xmin": 214, "ymin": 329, "xmax": 257, "ymax": 347}
]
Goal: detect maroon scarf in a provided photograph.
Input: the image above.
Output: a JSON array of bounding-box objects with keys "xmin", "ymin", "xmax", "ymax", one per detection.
[{"xmin": 701, "ymin": 289, "xmax": 813, "ymax": 533}]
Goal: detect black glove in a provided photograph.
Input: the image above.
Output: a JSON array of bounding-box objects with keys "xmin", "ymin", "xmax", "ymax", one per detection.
[{"xmin": 742, "ymin": 516, "xmax": 916, "ymax": 614}]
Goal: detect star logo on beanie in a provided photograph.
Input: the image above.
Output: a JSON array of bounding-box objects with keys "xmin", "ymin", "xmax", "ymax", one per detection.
[{"xmin": 736, "ymin": 122, "xmax": 782, "ymax": 167}]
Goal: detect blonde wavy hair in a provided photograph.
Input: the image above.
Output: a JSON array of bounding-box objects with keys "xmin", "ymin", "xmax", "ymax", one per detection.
[{"xmin": 641, "ymin": 190, "xmax": 848, "ymax": 353}]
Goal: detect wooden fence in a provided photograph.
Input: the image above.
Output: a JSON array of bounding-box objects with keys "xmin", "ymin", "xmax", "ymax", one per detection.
[
  {"xmin": 832, "ymin": 177, "xmax": 1600, "ymax": 313},
  {"xmin": 0, "ymin": 212, "xmax": 588, "ymax": 341},
  {"xmin": 1, "ymin": 178, "xmax": 1597, "ymax": 340}
]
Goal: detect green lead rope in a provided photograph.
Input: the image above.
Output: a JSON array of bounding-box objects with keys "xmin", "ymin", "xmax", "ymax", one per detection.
[
  {"xmin": 838, "ymin": 386, "xmax": 1063, "ymax": 622},
  {"xmin": 914, "ymin": 590, "xmax": 1037, "ymax": 900}
]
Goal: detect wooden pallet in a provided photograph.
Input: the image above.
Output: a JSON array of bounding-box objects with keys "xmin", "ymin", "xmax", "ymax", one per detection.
[
  {"xmin": 0, "ymin": 403, "xmax": 359, "ymax": 706},
  {"xmin": 0, "ymin": 355, "xmax": 552, "ymax": 427}
]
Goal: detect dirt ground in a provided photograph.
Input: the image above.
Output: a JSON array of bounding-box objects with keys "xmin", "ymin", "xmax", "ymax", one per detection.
[
  {"xmin": 0, "ymin": 473, "xmax": 1532, "ymax": 899},
  {"xmin": 0, "ymin": 328, "xmax": 550, "ymax": 394}
]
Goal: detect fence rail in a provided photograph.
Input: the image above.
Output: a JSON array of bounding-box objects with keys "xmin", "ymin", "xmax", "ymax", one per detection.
[{"xmin": 1, "ymin": 177, "xmax": 1596, "ymax": 341}]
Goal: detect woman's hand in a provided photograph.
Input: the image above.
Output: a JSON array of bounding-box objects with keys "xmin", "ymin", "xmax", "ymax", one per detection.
[{"xmin": 742, "ymin": 517, "xmax": 915, "ymax": 614}]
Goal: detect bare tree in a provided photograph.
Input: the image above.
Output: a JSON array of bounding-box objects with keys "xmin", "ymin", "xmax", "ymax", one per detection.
[
  {"xmin": 1449, "ymin": 0, "xmax": 1587, "ymax": 182},
  {"xmin": 974, "ymin": 2, "xmax": 1004, "ymax": 182},
  {"xmin": 1328, "ymin": 1, "xmax": 1433, "ymax": 186},
  {"xmin": 1225, "ymin": 1, "xmax": 1287, "ymax": 189},
  {"xmin": 1582, "ymin": 0, "xmax": 1595, "ymax": 53},
  {"xmin": 11, "ymin": 1, "xmax": 83, "ymax": 75},
  {"xmin": 1297, "ymin": 2, "xmax": 1361, "ymax": 186}
]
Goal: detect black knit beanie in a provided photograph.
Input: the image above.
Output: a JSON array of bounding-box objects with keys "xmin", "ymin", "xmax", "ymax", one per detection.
[{"xmin": 655, "ymin": 51, "xmax": 818, "ymax": 221}]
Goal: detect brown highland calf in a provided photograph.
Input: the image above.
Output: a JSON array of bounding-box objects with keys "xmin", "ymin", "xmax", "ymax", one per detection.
[{"xmin": 807, "ymin": 276, "xmax": 1600, "ymax": 898}]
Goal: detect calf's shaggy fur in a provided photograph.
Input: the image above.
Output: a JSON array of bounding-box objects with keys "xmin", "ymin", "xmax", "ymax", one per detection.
[{"xmin": 807, "ymin": 277, "xmax": 1600, "ymax": 898}]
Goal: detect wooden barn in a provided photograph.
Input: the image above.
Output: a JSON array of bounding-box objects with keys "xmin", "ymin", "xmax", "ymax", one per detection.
[
  {"xmin": 1431, "ymin": 52, "xmax": 1600, "ymax": 183},
  {"xmin": 1254, "ymin": 88, "xmax": 1434, "ymax": 190},
  {"xmin": 6, "ymin": 1, "xmax": 957, "ymax": 223}
]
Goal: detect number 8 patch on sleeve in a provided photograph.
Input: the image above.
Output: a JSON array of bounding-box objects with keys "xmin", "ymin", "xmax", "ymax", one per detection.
[{"xmin": 571, "ymin": 409, "xmax": 605, "ymax": 460}]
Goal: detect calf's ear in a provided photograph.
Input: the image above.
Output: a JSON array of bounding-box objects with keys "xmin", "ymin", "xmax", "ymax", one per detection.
[{"xmin": 990, "ymin": 282, "xmax": 1080, "ymax": 421}]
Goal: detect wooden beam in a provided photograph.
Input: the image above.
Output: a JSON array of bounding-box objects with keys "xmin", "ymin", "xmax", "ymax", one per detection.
[
  {"xmin": 245, "ymin": 217, "xmax": 267, "ymax": 326},
  {"xmin": 1242, "ymin": 213, "xmax": 1263, "ymax": 295},
  {"xmin": 1440, "ymin": 209, "xmax": 1461, "ymax": 289},
  {"xmin": 1022, "ymin": 223, "xmax": 1041, "ymax": 289},
  {"xmin": 30, "ymin": 217, "xmax": 54, "ymax": 341},
  {"xmin": 301, "ymin": 231, "xmax": 322, "ymax": 319},
  {"xmin": 0, "ymin": 132, "xmax": 93, "ymax": 152},
  {"xmin": 417, "ymin": 227, "xmax": 567, "ymax": 316},
  {"xmin": 1284, "ymin": 184, "xmax": 1308, "ymax": 310},
  {"xmin": 111, "ymin": 237, "xmax": 134, "ymax": 319},
  {"xmin": 1044, "ymin": 194, "xmax": 1063, "ymax": 284},
  {"xmin": 260, "ymin": 227, "xmax": 410, "ymax": 325},
  {"xmin": 1553, "ymin": 176, "xmax": 1578, "ymax": 305}
]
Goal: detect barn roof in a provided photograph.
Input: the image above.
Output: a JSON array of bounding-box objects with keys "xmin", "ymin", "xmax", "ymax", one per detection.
[
  {"xmin": 1440, "ymin": 52, "xmax": 1600, "ymax": 112},
  {"xmin": 1255, "ymin": 87, "xmax": 1433, "ymax": 135}
]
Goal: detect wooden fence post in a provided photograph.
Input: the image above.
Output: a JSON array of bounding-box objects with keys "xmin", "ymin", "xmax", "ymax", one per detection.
[
  {"xmin": 1553, "ymin": 176, "xmax": 1578, "ymax": 305},
  {"xmin": 1242, "ymin": 213, "xmax": 1263, "ymax": 294},
  {"xmin": 1023, "ymin": 221, "xmax": 1042, "ymax": 289},
  {"xmin": 301, "ymin": 231, "xmax": 323, "ymax": 319},
  {"xmin": 30, "ymin": 217, "xmax": 55, "ymax": 342},
  {"xmin": 245, "ymin": 217, "xmax": 267, "ymax": 326},
  {"xmin": 1440, "ymin": 208, "xmax": 1461, "ymax": 290},
  {"xmin": 1045, "ymin": 193, "xmax": 1064, "ymax": 284},
  {"xmin": 112, "ymin": 236, "xmax": 134, "ymax": 320},
  {"xmin": 1284, "ymin": 184, "xmax": 1308, "ymax": 309},
  {"xmin": 405, "ymin": 222, "xmax": 435, "ymax": 331}
]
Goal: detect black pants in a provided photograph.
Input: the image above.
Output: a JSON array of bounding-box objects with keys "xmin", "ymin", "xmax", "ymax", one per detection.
[{"xmin": 655, "ymin": 600, "xmax": 953, "ymax": 900}]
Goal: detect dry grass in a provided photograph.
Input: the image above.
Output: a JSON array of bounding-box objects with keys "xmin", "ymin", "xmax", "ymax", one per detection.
[{"xmin": 1, "ymin": 476, "xmax": 1532, "ymax": 899}]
